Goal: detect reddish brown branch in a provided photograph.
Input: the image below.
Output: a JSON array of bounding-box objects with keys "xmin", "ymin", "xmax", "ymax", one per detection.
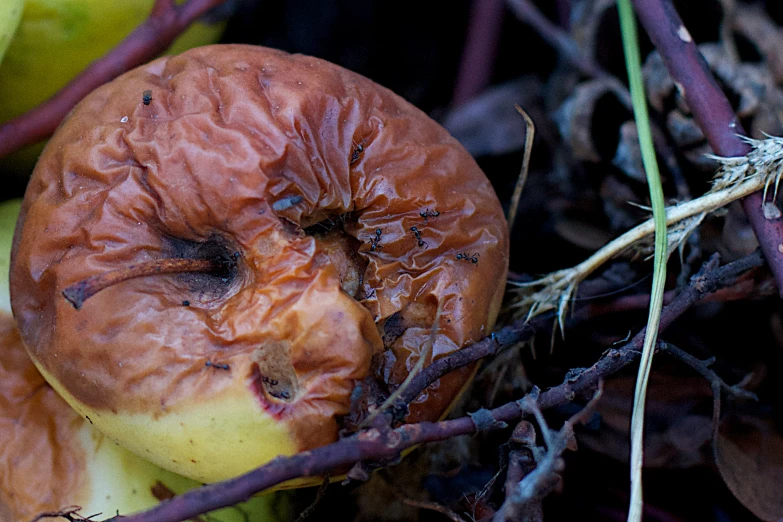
[
  {"xmin": 630, "ymin": 0, "xmax": 783, "ymax": 297},
  {"xmin": 0, "ymin": 0, "xmax": 231, "ymax": 159},
  {"xmin": 382, "ymin": 315, "xmax": 544, "ymax": 424},
  {"xmin": 62, "ymin": 258, "xmax": 220, "ymax": 309},
  {"xmin": 107, "ymin": 252, "xmax": 760, "ymax": 522}
]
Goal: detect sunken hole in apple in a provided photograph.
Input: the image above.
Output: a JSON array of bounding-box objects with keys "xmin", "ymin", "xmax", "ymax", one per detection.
[
  {"xmin": 249, "ymin": 339, "xmax": 298, "ymax": 406},
  {"xmin": 303, "ymin": 215, "xmax": 368, "ymax": 299},
  {"xmin": 164, "ymin": 234, "xmax": 240, "ymax": 297}
]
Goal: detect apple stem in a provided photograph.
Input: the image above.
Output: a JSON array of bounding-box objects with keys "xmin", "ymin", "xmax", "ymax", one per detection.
[{"xmin": 62, "ymin": 258, "xmax": 220, "ymax": 310}]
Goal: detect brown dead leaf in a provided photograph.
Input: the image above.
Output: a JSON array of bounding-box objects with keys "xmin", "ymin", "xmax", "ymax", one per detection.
[{"xmin": 715, "ymin": 413, "xmax": 783, "ymax": 522}]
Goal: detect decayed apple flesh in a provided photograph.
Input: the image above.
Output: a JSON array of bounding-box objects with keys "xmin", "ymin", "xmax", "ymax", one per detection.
[{"xmin": 10, "ymin": 44, "xmax": 509, "ymax": 483}]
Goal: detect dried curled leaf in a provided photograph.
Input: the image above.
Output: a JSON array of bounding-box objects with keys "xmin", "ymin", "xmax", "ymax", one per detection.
[
  {"xmin": 554, "ymin": 78, "xmax": 630, "ymax": 163},
  {"xmin": 715, "ymin": 414, "xmax": 783, "ymax": 521}
]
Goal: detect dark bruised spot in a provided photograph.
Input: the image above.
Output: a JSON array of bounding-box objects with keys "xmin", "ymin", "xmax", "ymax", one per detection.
[
  {"xmin": 382, "ymin": 312, "xmax": 405, "ymax": 346},
  {"xmin": 85, "ymin": 415, "xmax": 93, "ymax": 424},
  {"xmin": 142, "ymin": 90, "xmax": 152, "ymax": 105},
  {"xmin": 150, "ymin": 481, "xmax": 175, "ymax": 501}
]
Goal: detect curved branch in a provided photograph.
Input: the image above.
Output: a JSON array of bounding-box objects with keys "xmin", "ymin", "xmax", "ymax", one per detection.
[{"xmin": 0, "ymin": 0, "xmax": 231, "ymax": 159}]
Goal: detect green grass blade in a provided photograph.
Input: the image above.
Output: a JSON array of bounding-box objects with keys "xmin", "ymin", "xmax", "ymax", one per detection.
[{"xmin": 616, "ymin": 1, "xmax": 669, "ymax": 521}]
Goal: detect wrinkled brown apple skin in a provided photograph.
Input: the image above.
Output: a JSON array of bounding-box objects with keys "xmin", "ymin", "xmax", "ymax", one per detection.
[
  {"xmin": 0, "ymin": 312, "xmax": 87, "ymax": 520},
  {"xmin": 10, "ymin": 45, "xmax": 509, "ymax": 481}
]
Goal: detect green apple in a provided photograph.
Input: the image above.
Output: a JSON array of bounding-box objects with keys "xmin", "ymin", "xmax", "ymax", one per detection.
[
  {"xmin": 0, "ymin": 0, "xmax": 23, "ymax": 66},
  {"xmin": 0, "ymin": 0, "xmax": 227, "ymax": 173},
  {"xmin": 0, "ymin": 199, "xmax": 20, "ymax": 313}
]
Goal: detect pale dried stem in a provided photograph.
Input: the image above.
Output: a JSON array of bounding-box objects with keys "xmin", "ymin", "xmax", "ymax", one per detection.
[{"xmin": 511, "ymin": 137, "xmax": 783, "ymax": 328}]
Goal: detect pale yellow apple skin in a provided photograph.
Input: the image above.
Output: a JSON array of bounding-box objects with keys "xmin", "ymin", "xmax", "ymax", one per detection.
[
  {"xmin": 69, "ymin": 421, "xmax": 286, "ymax": 521},
  {"xmin": 37, "ymin": 362, "xmax": 302, "ymax": 485}
]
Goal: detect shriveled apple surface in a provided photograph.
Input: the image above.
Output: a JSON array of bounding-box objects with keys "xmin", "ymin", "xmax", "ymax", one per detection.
[{"xmin": 10, "ymin": 45, "xmax": 508, "ymax": 484}]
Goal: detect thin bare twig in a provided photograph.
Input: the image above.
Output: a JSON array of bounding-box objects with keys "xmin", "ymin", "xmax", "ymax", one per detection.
[
  {"xmin": 507, "ymin": 105, "xmax": 535, "ymax": 233},
  {"xmin": 31, "ymin": 506, "xmax": 93, "ymax": 522},
  {"xmin": 658, "ymin": 341, "xmax": 757, "ymax": 402},
  {"xmin": 0, "ymin": 0, "xmax": 231, "ymax": 159},
  {"xmin": 493, "ymin": 385, "xmax": 603, "ymax": 522},
  {"xmin": 361, "ymin": 303, "xmax": 443, "ymax": 429},
  {"xmin": 380, "ymin": 314, "xmax": 546, "ymax": 426},
  {"xmin": 292, "ymin": 475, "xmax": 330, "ymax": 522}
]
